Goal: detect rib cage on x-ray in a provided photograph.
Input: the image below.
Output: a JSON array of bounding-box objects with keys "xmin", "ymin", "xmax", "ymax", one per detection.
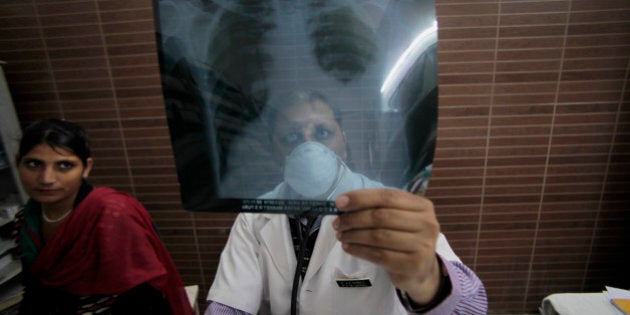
[
  {"xmin": 305, "ymin": 0, "xmax": 377, "ymax": 83},
  {"xmin": 158, "ymin": 0, "xmax": 380, "ymax": 195},
  {"xmin": 206, "ymin": 0, "xmax": 378, "ymax": 164},
  {"xmin": 154, "ymin": 0, "xmax": 438, "ymax": 210}
]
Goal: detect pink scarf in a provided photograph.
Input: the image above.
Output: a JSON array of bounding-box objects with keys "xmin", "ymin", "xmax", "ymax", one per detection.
[{"xmin": 31, "ymin": 187, "xmax": 193, "ymax": 315}]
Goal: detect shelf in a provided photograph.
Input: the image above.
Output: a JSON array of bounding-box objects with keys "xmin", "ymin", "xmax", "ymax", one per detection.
[
  {"xmin": 0, "ymin": 240, "xmax": 14, "ymax": 258},
  {"xmin": 0, "ymin": 270, "xmax": 22, "ymax": 312},
  {"xmin": 0, "ymin": 260, "xmax": 20, "ymax": 287},
  {"xmin": 0, "ymin": 203, "xmax": 18, "ymax": 228},
  {"xmin": 0, "ymin": 61, "xmax": 26, "ymax": 315}
]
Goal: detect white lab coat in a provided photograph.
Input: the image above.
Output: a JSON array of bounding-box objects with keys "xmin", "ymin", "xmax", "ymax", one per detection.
[{"xmin": 208, "ymin": 170, "xmax": 460, "ymax": 314}]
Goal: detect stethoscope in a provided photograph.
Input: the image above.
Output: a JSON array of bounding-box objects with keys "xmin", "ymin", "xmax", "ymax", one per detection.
[{"xmin": 290, "ymin": 214, "xmax": 318, "ymax": 315}]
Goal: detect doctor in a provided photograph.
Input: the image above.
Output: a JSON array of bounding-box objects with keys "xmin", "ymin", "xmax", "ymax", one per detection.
[{"xmin": 205, "ymin": 90, "xmax": 487, "ymax": 314}]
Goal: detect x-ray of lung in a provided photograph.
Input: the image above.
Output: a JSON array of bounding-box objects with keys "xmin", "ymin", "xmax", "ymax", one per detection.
[{"xmin": 153, "ymin": 0, "xmax": 438, "ymax": 214}]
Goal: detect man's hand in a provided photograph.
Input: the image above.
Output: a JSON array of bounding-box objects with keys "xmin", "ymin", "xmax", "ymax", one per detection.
[{"xmin": 332, "ymin": 188, "xmax": 442, "ymax": 304}]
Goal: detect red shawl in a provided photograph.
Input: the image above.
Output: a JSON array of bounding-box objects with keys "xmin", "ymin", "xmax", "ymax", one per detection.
[{"xmin": 30, "ymin": 187, "xmax": 193, "ymax": 315}]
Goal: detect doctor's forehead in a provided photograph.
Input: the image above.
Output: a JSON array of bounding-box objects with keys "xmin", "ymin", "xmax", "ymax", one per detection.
[{"xmin": 276, "ymin": 101, "xmax": 337, "ymax": 123}]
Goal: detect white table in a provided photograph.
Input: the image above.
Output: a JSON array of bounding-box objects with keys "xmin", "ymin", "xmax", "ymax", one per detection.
[
  {"xmin": 186, "ymin": 285, "xmax": 200, "ymax": 315},
  {"xmin": 540, "ymin": 292, "xmax": 622, "ymax": 315}
]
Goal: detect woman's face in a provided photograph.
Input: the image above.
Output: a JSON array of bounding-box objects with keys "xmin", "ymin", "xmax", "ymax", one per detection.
[
  {"xmin": 271, "ymin": 100, "xmax": 347, "ymax": 164},
  {"xmin": 17, "ymin": 143, "xmax": 93, "ymax": 211}
]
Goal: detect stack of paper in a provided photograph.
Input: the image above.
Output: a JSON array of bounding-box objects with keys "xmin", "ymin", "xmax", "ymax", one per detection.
[{"xmin": 605, "ymin": 286, "xmax": 630, "ymax": 315}]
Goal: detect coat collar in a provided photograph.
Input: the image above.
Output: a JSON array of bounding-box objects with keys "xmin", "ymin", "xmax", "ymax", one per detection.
[
  {"xmin": 258, "ymin": 213, "xmax": 295, "ymax": 283},
  {"xmin": 257, "ymin": 213, "xmax": 339, "ymax": 284},
  {"xmin": 304, "ymin": 215, "xmax": 337, "ymax": 283}
]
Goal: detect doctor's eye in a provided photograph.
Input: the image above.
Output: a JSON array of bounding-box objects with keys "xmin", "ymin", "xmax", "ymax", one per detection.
[
  {"xmin": 314, "ymin": 125, "xmax": 333, "ymax": 141},
  {"xmin": 282, "ymin": 132, "xmax": 304, "ymax": 147}
]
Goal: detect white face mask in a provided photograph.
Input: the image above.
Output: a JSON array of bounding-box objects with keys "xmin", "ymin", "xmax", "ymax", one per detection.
[{"xmin": 283, "ymin": 141, "xmax": 348, "ymax": 199}]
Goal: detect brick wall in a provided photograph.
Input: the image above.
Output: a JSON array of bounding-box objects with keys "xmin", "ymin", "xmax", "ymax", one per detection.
[{"xmin": 0, "ymin": 0, "xmax": 628, "ymax": 313}]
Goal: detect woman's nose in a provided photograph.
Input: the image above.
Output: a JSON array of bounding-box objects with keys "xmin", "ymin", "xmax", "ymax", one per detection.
[{"xmin": 38, "ymin": 167, "xmax": 56, "ymax": 184}]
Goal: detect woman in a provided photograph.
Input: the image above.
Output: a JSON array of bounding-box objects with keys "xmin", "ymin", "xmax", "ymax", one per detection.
[{"xmin": 14, "ymin": 119, "xmax": 193, "ymax": 315}]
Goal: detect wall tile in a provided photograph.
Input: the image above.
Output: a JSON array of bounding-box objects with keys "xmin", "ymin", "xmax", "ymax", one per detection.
[{"xmin": 0, "ymin": 0, "xmax": 628, "ymax": 314}]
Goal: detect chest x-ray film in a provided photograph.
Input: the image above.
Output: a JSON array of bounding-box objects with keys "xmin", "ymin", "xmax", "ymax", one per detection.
[{"xmin": 154, "ymin": 0, "xmax": 438, "ymax": 214}]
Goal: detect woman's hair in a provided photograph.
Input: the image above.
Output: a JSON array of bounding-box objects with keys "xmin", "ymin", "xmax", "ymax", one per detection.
[{"xmin": 16, "ymin": 118, "xmax": 91, "ymax": 165}]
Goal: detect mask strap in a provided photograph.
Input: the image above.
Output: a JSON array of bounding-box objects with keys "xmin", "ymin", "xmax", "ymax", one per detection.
[{"xmin": 320, "ymin": 156, "xmax": 348, "ymax": 200}]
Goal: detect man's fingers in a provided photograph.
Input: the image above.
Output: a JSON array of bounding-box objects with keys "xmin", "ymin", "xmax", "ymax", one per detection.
[
  {"xmin": 335, "ymin": 189, "xmax": 433, "ymax": 214},
  {"xmin": 339, "ymin": 242, "xmax": 431, "ymax": 275},
  {"xmin": 336, "ymin": 228, "xmax": 433, "ymax": 253},
  {"xmin": 335, "ymin": 207, "xmax": 426, "ymax": 232}
]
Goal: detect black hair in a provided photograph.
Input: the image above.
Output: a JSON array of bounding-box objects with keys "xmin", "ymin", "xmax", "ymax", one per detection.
[{"xmin": 16, "ymin": 118, "xmax": 91, "ymax": 166}]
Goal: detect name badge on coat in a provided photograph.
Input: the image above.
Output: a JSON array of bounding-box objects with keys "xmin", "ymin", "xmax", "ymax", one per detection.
[{"xmin": 336, "ymin": 278, "xmax": 372, "ymax": 287}]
